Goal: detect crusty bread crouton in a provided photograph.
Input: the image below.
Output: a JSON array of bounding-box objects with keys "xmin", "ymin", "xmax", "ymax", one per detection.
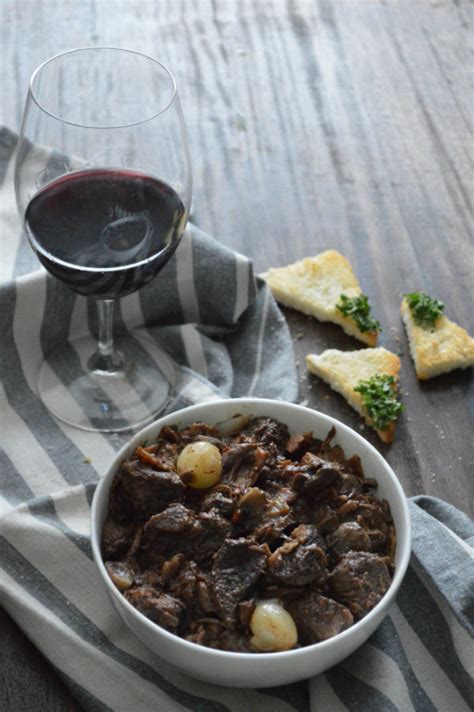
[
  {"xmin": 263, "ymin": 250, "xmax": 379, "ymax": 346},
  {"xmin": 401, "ymin": 298, "xmax": 474, "ymax": 379},
  {"xmin": 306, "ymin": 348, "xmax": 402, "ymax": 443}
]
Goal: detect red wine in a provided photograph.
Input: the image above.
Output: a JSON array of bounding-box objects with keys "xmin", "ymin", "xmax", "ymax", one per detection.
[{"xmin": 26, "ymin": 169, "xmax": 187, "ymax": 298}]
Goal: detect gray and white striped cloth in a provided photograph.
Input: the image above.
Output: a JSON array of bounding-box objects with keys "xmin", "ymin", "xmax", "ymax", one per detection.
[{"xmin": 1, "ymin": 126, "xmax": 473, "ymax": 712}]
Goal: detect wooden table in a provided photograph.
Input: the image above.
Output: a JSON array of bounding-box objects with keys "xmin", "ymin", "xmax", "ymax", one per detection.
[{"xmin": 1, "ymin": 1, "xmax": 472, "ymax": 710}]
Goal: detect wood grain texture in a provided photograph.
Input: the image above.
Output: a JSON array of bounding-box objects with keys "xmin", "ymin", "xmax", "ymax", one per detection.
[{"xmin": 1, "ymin": 0, "xmax": 473, "ymax": 710}]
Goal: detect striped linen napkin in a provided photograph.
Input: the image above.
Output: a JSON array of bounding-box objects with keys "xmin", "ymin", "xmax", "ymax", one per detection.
[{"xmin": 1, "ymin": 126, "xmax": 473, "ymax": 712}]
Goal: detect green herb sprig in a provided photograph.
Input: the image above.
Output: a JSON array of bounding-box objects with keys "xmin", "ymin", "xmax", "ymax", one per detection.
[
  {"xmin": 336, "ymin": 294, "xmax": 381, "ymax": 334},
  {"xmin": 404, "ymin": 291, "xmax": 444, "ymax": 330},
  {"xmin": 354, "ymin": 374, "xmax": 403, "ymax": 431}
]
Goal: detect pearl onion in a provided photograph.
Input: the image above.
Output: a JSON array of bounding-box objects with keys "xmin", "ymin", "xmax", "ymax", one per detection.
[
  {"xmin": 250, "ymin": 599, "xmax": 298, "ymax": 652},
  {"xmin": 176, "ymin": 441, "xmax": 222, "ymax": 489}
]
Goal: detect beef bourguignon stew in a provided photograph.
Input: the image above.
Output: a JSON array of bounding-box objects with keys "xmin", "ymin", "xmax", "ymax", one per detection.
[{"xmin": 101, "ymin": 416, "xmax": 396, "ymax": 652}]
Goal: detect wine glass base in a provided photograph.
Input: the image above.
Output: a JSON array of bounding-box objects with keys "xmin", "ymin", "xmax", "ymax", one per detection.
[{"xmin": 37, "ymin": 329, "xmax": 175, "ymax": 433}]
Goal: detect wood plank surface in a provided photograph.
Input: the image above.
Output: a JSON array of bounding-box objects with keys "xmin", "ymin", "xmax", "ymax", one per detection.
[{"xmin": 1, "ymin": 1, "xmax": 472, "ymax": 710}]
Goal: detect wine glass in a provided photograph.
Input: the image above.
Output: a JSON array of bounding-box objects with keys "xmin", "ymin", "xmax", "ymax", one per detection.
[{"xmin": 15, "ymin": 47, "xmax": 192, "ymax": 432}]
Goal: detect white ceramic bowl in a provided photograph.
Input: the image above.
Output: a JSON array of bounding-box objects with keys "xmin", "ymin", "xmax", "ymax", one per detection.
[{"xmin": 91, "ymin": 398, "xmax": 411, "ymax": 688}]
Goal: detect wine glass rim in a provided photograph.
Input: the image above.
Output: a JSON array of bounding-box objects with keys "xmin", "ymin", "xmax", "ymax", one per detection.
[{"xmin": 29, "ymin": 46, "xmax": 178, "ymax": 129}]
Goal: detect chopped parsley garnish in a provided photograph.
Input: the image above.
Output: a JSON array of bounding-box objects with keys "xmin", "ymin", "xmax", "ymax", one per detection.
[
  {"xmin": 336, "ymin": 294, "xmax": 381, "ymax": 334},
  {"xmin": 404, "ymin": 291, "xmax": 444, "ymax": 330},
  {"xmin": 354, "ymin": 374, "xmax": 403, "ymax": 431}
]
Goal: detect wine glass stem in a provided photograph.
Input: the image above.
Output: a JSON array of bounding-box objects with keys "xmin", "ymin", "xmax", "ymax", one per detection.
[
  {"xmin": 97, "ymin": 299, "xmax": 115, "ymax": 359},
  {"xmin": 88, "ymin": 298, "xmax": 124, "ymax": 374}
]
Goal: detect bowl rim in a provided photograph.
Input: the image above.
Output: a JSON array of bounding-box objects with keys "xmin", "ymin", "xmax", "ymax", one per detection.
[{"xmin": 91, "ymin": 397, "xmax": 411, "ymax": 661}]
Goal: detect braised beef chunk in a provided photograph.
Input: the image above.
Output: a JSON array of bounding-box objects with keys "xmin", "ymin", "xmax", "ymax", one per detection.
[
  {"xmin": 366, "ymin": 528, "xmax": 388, "ymax": 553},
  {"xmin": 210, "ymin": 539, "xmax": 267, "ymax": 622},
  {"xmin": 337, "ymin": 494, "xmax": 392, "ymax": 530},
  {"xmin": 338, "ymin": 474, "xmax": 364, "ymax": 497},
  {"xmin": 254, "ymin": 513, "xmax": 295, "ymax": 546},
  {"xmin": 232, "ymin": 487, "xmax": 267, "ymax": 535},
  {"xmin": 288, "ymin": 592, "xmax": 353, "ymax": 643},
  {"xmin": 141, "ymin": 505, "xmax": 230, "ymax": 563},
  {"xmin": 292, "ymin": 457, "xmax": 342, "ymax": 499},
  {"xmin": 168, "ymin": 565, "xmax": 221, "ymax": 619},
  {"xmin": 116, "ymin": 462, "xmax": 185, "ymax": 518},
  {"xmin": 258, "ymin": 487, "xmax": 296, "ymax": 542},
  {"xmin": 326, "ymin": 522, "xmax": 372, "ymax": 558},
  {"xmin": 102, "ymin": 416, "xmax": 395, "ymax": 652},
  {"xmin": 125, "ymin": 588, "xmax": 184, "ymax": 632},
  {"xmin": 329, "ymin": 552, "xmax": 392, "ymax": 619},
  {"xmin": 101, "ymin": 515, "xmax": 138, "ymax": 559},
  {"xmin": 267, "ymin": 524, "xmax": 328, "ymax": 586},
  {"xmin": 142, "ymin": 504, "xmax": 199, "ymax": 558},
  {"xmin": 221, "ymin": 444, "xmax": 268, "ymax": 489},
  {"xmin": 221, "ymin": 443, "xmax": 256, "ymax": 478},
  {"xmin": 310, "ymin": 505, "xmax": 340, "ymax": 533},
  {"xmin": 168, "ymin": 561, "xmax": 199, "ymax": 608},
  {"xmin": 195, "ymin": 511, "xmax": 231, "ymax": 561},
  {"xmin": 200, "ymin": 488, "xmax": 234, "ymax": 517},
  {"xmin": 258, "ymin": 461, "xmax": 299, "ymax": 490},
  {"xmin": 241, "ymin": 416, "xmax": 290, "ymax": 449}
]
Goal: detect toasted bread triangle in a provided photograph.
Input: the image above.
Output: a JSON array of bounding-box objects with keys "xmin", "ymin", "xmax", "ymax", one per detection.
[
  {"xmin": 263, "ymin": 250, "xmax": 379, "ymax": 346},
  {"xmin": 306, "ymin": 348, "xmax": 402, "ymax": 443},
  {"xmin": 401, "ymin": 299, "xmax": 474, "ymax": 380}
]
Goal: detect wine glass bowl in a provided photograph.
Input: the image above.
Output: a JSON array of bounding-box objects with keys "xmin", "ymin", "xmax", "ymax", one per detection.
[
  {"xmin": 15, "ymin": 48, "xmax": 192, "ymax": 432},
  {"xmin": 24, "ymin": 167, "xmax": 187, "ymax": 299}
]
